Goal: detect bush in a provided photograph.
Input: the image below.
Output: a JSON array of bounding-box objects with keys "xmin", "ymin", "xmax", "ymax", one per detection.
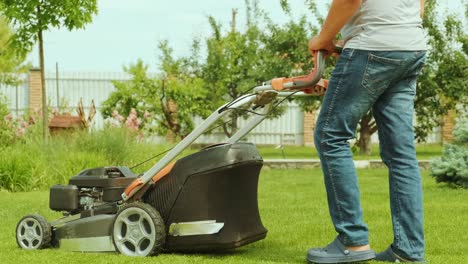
[
  {"xmin": 431, "ymin": 115, "xmax": 468, "ymax": 188},
  {"xmin": 0, "ymin": 126, "xmax": 169, "ymax": 192}
]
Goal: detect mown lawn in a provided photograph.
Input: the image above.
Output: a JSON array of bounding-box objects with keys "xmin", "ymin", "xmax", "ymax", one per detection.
[
  {"xmin": 0, "ymin": 168, "xmax": 466, "ymax": 264},
  {"xmin": 256, "ymin": 144, "xmax": 443, "ymax": 160}
]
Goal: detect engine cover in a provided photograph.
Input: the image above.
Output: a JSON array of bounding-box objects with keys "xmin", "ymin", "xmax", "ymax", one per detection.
[{"xmin": 69, "ymin": 166, "xmax": 137, "ymax": 202}]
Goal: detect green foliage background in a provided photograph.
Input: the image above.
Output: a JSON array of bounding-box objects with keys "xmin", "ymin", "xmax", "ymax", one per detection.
[
  {"xmin": 101, "ymin": 42, "xmax": 209, "ymax": 140},
  {"xmin": 0, "ymin": 16, "xmax": 28, "ymax": 86}
]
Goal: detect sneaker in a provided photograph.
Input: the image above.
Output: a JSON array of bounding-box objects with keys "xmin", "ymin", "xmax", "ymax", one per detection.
[{"xmin": 375, "ymin": 246, "xmax": 425, "ymax": 263}]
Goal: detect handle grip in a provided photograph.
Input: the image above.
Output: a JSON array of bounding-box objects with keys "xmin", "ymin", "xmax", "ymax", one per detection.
[
  {"xmin": 269, "ymin": 46, "xmax": 342, "ymax": 91},
  {"xmin": 289, "ymin": 50, "xmax": 326, "ymax": 89}
]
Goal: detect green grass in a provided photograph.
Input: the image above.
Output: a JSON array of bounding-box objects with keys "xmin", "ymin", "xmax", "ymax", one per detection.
[
  {"xmin": 0, "ymin": 169, "xmax": 466, "ymax": 263},
  {"xmin": 256, "ymin": 144, "xmax": 443, "ymax": 160}
]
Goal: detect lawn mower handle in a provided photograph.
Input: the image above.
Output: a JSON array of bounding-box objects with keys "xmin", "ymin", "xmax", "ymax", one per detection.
[{"xmin": 256, "ymin": 46, "xmax": 342, "ymax": 93}]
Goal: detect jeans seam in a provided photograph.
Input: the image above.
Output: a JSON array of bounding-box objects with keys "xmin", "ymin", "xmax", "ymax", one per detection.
[
  {"xmin": 320, "ymin": 49, "xmax": 355, "ymax": 232},
  {"xmin": 361, "ymin": 53, "xmax": 372, "ymax": 94},
  {"xmin": 390, "ymin": 163, "xmax": 402, "ymax": 249}
]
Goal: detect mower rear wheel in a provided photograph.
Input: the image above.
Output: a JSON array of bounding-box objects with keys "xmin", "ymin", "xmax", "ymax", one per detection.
[
  {"xmin": 112, "ymin": 202, "xmax": 166, "ymax": 256},
  {"xmin": 16, "ymin": 214, "xmax": 51, "ymax": 250}
]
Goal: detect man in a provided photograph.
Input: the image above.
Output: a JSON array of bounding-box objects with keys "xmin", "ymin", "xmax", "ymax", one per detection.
[{"xmin": 307, "ymin": 0, "xmax": 427, "ymax": 263}]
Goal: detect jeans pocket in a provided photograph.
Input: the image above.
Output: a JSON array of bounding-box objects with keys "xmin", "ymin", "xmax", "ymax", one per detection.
[{"xmin": 362, "ymin": 53, "xmax": 405, "ymax": 96}]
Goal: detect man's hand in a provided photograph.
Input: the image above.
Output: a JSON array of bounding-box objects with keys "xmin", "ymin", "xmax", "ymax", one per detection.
[
  {"xmin": 308, "ymin": 0, "xmax": 361, "ymax": 55},
  {"xmin": 308, "ymin": 36, "xmax": 336, "ymax": 55},
  {"xmin": 308, "ymin": 37, "xmax": 344, "ymax": 58}
]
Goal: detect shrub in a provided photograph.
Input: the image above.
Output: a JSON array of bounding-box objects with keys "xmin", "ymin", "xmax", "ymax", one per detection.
[
  {"xmin": 0, "ymin": 126, "xmax": 169, "ymax": 192},
  {"xmin": 431, "ymin": 115, "xmax": 468, "ymax": 188}
]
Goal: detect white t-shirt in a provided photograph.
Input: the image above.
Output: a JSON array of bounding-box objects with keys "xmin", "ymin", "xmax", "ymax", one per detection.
[{"xmin": 341, "ymin": 0, "xmax": 427, "ymax": 51}]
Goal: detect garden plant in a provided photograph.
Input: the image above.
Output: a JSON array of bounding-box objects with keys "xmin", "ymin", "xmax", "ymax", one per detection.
[{"xmin": 431, "ymin": 115, "xmax": 468, "ymax": 188}]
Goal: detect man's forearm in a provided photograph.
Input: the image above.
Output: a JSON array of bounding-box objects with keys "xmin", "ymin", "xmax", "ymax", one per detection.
[{"xmin": 318, "ymin": 0, "xmax": 362, "ymax": 43}]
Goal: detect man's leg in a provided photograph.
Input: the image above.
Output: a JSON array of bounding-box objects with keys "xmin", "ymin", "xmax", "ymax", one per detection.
[
  {"xmin": 308, "ymin": 49, "xmax": 376, "ymax": 264},
  {"xmin": 313, "ymin": 48, "xmax": 375, "ymax": 246},
  {"xmin": 372, "ymin": 51, "xmax": 426, "ymax": 262}
]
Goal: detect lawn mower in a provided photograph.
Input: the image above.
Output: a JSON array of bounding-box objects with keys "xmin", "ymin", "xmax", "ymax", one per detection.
[{"xmin": 16, "ymin": 50, "xmax": 333, "ymax": 256}]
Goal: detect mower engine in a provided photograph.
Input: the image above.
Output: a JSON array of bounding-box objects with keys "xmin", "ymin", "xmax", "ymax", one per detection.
[{"xmin": 49, "ymin": 167, "xmax": 136, "ymax": 215}]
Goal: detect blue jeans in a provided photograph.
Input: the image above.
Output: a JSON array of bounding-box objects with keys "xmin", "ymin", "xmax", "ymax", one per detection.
[{"xmin": 314, "ymin": 49, "xmax": 426, "ymax": 261}]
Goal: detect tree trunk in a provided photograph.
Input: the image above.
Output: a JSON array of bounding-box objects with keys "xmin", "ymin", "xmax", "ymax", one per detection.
[
  {"xmin": 167, "ymin": 100, "xmax": 180, "ymax": 141},
  {"xmin": 230, "ymin": 113, "xmax": 238, "ymax": 136},
  {"xmin": 221, "ymin": 112, "xmax": 238, "ymax": 138},
  {"xmin": 358, "ymin": 126, "xmax": 372, "ymax": 156},
  {"xmin": 38, "ymin": 27, "xmax": 48, "ymax": 143},
  {"xmin": 358, "ymin": 112, "xmax": 377, "ymax": 156},
  {"xmin": 222, "ymin": 122, "xmax": 232, "ymax": 138}
]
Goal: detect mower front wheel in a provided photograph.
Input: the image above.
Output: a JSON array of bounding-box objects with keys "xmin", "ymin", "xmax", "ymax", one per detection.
[
  {"xmin": 16, "ymin": 214, "xmax": 52, "ymax": 250},
  {"xmin": 112, "ymin": 202, "xmax": 166, "ymax": 257}
]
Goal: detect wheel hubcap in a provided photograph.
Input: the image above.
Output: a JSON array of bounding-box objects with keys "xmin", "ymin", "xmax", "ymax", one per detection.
[
  {"xmin": 17, "ymin": 218, "xmax": 43, "ymax": 249},
  {"xmin": 113, "ymin": 207, "xmax": 156, "ymax": 256}
]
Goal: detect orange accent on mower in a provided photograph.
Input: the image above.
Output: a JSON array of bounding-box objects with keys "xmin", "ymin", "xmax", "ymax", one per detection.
[
  {"xmin": 124, "ymin": 178, "xmax": 144, "ymax": 197},
  {"xmin": 151, "ymin": 162, "xmax": 175, "ymax": 183}
]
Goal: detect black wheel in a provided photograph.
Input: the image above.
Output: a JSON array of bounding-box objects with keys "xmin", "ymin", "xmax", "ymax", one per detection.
[
  {"xmin": 112, "ymin": 202, "xmax": 166, "ymax": 256},
  {"xmin": 16, "ymin": 214, "xmax": 51, "ymax": 250}
]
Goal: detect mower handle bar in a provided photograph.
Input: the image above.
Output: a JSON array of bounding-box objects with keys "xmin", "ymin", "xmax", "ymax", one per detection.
[{"xmin": 254, "ymin": 47, "xmax": 342, "ymax": 93}]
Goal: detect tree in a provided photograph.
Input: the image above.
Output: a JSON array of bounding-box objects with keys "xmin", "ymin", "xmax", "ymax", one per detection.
[
  {"xmin": 101, "ymin": 41, "xmax": 209, "ymax": 141},
  {"xmin": 200, "ymin": 0, "xmax": 326, "ymax": 138},
  {"xmin": 414, "ymin": 0, "xmax": 468, "ymax": 142},
  {"xmin": 0, "ymin": 16, "xmax": 28, "ymax": 87},
  {"xmin": 0, "ymin": 0, "xmax": 98, "ymax": 142},
  {"xmin": 201, "ymin": 8, "xmax": 265, "ymax": 137}
]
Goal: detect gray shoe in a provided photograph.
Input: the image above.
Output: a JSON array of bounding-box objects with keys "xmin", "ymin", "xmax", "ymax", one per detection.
[
  {"xmin": 307, "ymin": 237, "xmax": 375, "ymax": 263},
  {"xmin": 375, "ymin": 246, "xmax": 425, "ymax": 263}
]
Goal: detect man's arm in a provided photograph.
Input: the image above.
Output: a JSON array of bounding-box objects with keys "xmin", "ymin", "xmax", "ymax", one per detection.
[
  {"xmin": 420, "ymin": 0, "xmax": 425, "ymax": 18},
  {"xmin": 308, "ymin": 0, "xmax": 362, "ymax": 53}
]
